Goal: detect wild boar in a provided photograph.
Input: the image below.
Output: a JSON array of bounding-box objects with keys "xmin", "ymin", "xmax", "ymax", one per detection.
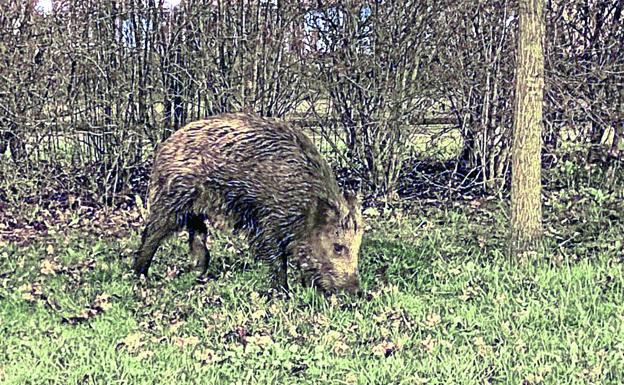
[{"xmin": 134, "ymin": 113, "xmax": 363, "ymax": 293}]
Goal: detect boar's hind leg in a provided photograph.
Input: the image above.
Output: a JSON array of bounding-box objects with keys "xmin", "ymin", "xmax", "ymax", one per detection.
[
  {"xmin": 187, "ymin": 214, "xmax": 210, "ymax": 275},
  {"xmin": 271, "ymin": 252, "xmax": 289, "ymax": 293},
  {"xmin": 134, "ymin": 215, "xmax": 177, "ymax": 277}
]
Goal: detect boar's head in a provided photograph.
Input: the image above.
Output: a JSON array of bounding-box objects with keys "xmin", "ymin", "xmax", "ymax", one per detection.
[{"xmin": 298, "ymin": 192, "xmax": 363, "ymax": 294}]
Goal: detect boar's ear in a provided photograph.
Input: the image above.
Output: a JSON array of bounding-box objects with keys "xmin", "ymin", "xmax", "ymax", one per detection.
[
  {"xmin": 314, "ymin": 196, "xmax": 341, "ymax": 225},
  {"xmin": 343, "ymin": 191, "xmax": 362, "ymax": 231},
  {"xmin": 344, "ymin": 191, "xmax": 360, "ymax": 211}
]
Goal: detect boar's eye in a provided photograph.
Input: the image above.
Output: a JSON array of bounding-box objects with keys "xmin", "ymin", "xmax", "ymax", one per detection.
[{"xmin": 333, "ymin": 243, "xmax": 346, "ymax": 254}]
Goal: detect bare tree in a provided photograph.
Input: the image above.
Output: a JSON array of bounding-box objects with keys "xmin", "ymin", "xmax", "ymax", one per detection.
[
  {"xmin": 300, "ymin": 1, "xmax": 450, "ymax": 198},
  {"xmin": 510, "ymin": 0, "xmax": 545, "ymax": 258},
  {"xmin": 438, "ymin": 1, "xmax": 517, "ymax": 193},
  {"xmin": 544, "ymin": 0, "xmax": 623, "ymax": 180}
]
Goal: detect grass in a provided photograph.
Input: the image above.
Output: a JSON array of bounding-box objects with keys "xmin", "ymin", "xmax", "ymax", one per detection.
[{"xmin": 1, "ymin": 195, "xmax": 623, "ymax": 384}]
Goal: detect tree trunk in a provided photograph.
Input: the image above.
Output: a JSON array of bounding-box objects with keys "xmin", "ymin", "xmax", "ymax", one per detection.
[{"xmin": 510, "ymin": 0, "xmax": 544, "ymax": 258}]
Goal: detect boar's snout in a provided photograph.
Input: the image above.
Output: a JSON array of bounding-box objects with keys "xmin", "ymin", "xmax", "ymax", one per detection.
[
  {"xmin": 316, "ymin": 271, "xmax": 360, "ymax": 295},
  {"xmin": 340, "ymin": 273, "xmax": 360, "ymax": 295}
]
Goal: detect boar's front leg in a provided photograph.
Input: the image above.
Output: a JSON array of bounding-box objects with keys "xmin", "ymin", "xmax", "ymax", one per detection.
[{"xmin": 256, "ymin": 238, "xmax": 289, "ymax": 293}]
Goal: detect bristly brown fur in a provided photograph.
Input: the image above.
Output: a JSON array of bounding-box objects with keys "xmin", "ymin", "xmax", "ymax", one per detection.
[{"xmin": 134, "ymin": 113, "xmax": 364, "ymax": 293}]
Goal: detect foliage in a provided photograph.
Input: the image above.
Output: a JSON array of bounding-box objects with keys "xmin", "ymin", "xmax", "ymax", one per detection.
[
  {"xmin": 301, "ymin": 0, "xmax": 452, "ymax": 196},
  {"xmin": 544, "ymin": 0, "xmax": 624, "ymax": 162},
  {"xmin": 436, "ymin": 0, "xmax": 518, "ymax": 192},
  {"xmin": 0, "ymin": 1, "xmax": 621, "ymax": 202}
]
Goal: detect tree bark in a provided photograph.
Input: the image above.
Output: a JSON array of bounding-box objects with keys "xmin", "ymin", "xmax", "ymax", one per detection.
[{"xmin": 510, "ymin": 0, "xmax": 545, "ymax": 258}]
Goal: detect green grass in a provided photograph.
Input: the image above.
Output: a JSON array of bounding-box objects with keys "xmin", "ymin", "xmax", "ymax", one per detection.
[{"xmin": 1, "ymin": 197, "xmax": 623, "ymax": 384}]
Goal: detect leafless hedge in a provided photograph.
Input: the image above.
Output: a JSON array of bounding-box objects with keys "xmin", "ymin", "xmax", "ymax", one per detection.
[
  {"xmin": 0, "ymin": 0, "xmax": 621, "ymax": 206},
  {"xmin": 544, "ymin": 1, "xmax": 623, "ymax": 165}
]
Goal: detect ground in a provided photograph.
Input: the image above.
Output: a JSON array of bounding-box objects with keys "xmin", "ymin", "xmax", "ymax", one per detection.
[{"xmin": 0, "ymin": 188, "xmax": 623, "ymax": 384}]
